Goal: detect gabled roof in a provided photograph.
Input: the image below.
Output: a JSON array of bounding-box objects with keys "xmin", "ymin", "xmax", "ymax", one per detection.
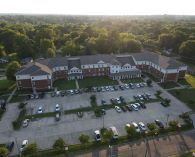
[
  {"xmin": 68, "ymin": 58, "xmax": 81, "ymax": 70},
  {"xmin": 116, "ymin": 55, "xmax": 135, "ymax": 66}
]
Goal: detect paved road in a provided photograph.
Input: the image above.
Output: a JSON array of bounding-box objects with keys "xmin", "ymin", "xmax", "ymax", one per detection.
[{"xmin": 74, "ymin": 129, "xmax": 195, "ymax": 157}]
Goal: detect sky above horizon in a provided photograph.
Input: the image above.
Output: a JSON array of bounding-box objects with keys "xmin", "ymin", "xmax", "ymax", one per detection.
[{"xmin": 1, "ymin": 0, "xmax": 195, "ymax": 15}]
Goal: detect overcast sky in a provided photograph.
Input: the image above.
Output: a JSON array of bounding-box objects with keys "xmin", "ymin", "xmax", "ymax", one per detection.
[{"xmin": 1, "ymin": 0, "xmax": 195, "ymax": 15}]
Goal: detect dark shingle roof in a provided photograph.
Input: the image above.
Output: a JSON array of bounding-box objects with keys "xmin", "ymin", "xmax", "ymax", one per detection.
[
  {"xmin": 68, "ymin": 58, "xmax": 81, "ymax": 70},
  {"xmin": 132, "ymin": 52, "xmax": 185, "ymax": 69},
  {"xmin": 116, "ymin": 55, "xmax": 135, "ymax": 66},
  {"xmin": 16, "ymin": 64, "xmax": 40, "ymax": 75}
]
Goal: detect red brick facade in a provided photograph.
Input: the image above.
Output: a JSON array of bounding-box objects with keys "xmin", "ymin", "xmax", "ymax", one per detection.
[
  {"xmin": 17, "ymin": 79, "xmax": 32, "ymax": 89},
  {"xmin": 32, "ymin": 80, "xmax": 51, "ymax": 90},
  {"xmin": 82, "ymin": 67, "xmax": 110, "ymax": 77}
]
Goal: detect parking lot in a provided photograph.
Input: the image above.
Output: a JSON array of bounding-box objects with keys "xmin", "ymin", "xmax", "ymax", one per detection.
[{"xmin": 0, "ymin": 80, "xmax": 191, "ymax": 155}]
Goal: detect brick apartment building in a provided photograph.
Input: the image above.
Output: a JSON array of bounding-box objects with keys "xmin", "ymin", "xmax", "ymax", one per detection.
[{"xmin": 15, "ymin": 52, "xmax": 187, "ymax": 90}]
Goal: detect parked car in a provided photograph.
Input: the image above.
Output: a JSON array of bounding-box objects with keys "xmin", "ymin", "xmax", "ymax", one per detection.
[
  {"xmin": 22, "ymin": 119, "xmax": 30, "ymax": 127},
  {"xmin": 126, "ymin": 123, "xmax": 131, "ymax": 128},
  {"xmin": 55, "ymin": 113, "xmax": 60, "ymax": 121},
  {"xmin": 109, "ymin": 86, "xmax": 114, "ymax": 91},
  {"xmin": 135, "ymin": 103, "xmax": 141, "ymax": 109},
  {"xmin": 97, "ymin": 87, "xmax": 101, "ymax": 92},
  {"xmin": 132, "ymin": 122, "xmax": 140, "ymax": 133},
  {"xmin": 131, "ymin": 104, "xmax": 139, "ymax": 111},
  {"xmin": 94, "ymin": 130, "xmax": 101, "ymax": 141},
  {"xmin": 139, "ymin": 102, "xmax": 146, "ymax": 109},
  {"xmin": 124, "ymin": 84, "xmax": 129, "ymax": 89},
  {"xmin": 5, "ymin": 141, "xmax": 14, "ymax": 152},
  {"xmin": 74, "ymin": 89, "xmax": 79, "ymax": 94},
  {"xmin": 101, "ymin": 99, "xmax": 106, "ymax": 105},
  {"xmin": 119, "ymin": 96, "xmax": 126, "ymax": 103},
  {"xmin": 55, "ymin": 104, "xmax": 60, "ymax": 112},
  {"xmin": 69, "ymin": 90, "xmax": 74, "ymax": 95},
  {"xmin": 113, "ymin": 86, "xmax": 118, "ymax": 91},
  {"xmin": 51, "ymin": 92, "xmax": 55, "ymax": 97},
  {"xmin": 110, "ymin": 98, "xmax": 115, "ymax": 104},
  {"xmin": 115, "ymin": 106, "xmax": 122, "ymax": 113},
  {"xmin": 138, "ymin": 122, "xmax": 146, "ymax": 131},
  {"xmin": 119, "ymin": 85, "xmax": 125, "ymax": 90},
  {"xmin": 60, "ymin": 91, "xmax": 65, "ymax": 97},
  {"xmin": 136, "ymin": 84, "xmax": 140, "ymax": 88},
  {"xmin": 37, "ymin": 106, "xmax": 43, "ymax": 114},
  {"xmin": 155, "ymin": 120, "xmax": 164, "ymax": 129},
  {"xmin": 126, "ymin": 105, "xmax": 133, "ymax": 111},
  {"xmin": 120, "ymin": 106, "xmax": 127, "ymax": 112},
  {"xmin": 138, "ymin": 95, "xmax": 144, "ymax": 101},
  {"xmin": 129, "ymin": 83, "xmax": 134, "ymax": 89},
  {"xmin": 101, "ymin": 109, "xmax": 106, "ymax": 115},
  {"xmin": 115, "ymin": 98, "xmax": 121, "ymax": 104},
  {"xmin": 56, "ymin": 91, "xmax": 60, "ymax": 96},
  {"xmin": 20, "ymin": 140, "xmax": 28, "ymax": 152},
  {"xmin": 110, "ymin": 126, "xmax": 119, "ymax": 139}
]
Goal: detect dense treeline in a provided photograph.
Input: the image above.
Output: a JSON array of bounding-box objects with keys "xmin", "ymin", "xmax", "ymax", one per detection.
[{"xmin": 0, "ymin": 15, "xmax": 195, "ymax": 60}]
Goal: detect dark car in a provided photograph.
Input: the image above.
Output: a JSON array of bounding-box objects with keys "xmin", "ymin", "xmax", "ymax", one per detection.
[
  {"xmin": 51, "ymin": 92, "xmax": 55, "ymax": 97},
  {"xmin": 119, "ymin": 85, "xmax": 125, "ymax": 90},
  {"xmin": 60, "ymin": 91, "xmax": 65, "ymax": 97},
  {"xmin": 110, "ymin": 98, "xmax": 115, "ymax": 104},
  {"xmin": 139, "ymin": 102, "xmax": 146, "ymax": 109},
  {"xmin": 101, "ymin": 100, "xmax": 106, "ymax": 105},
  {"xmin": 126, "ymin": 105, "xmax": 133, "ymax": 111},
  {"xmin": 113, "ymin": 86, "xmax": 118, "ymax": 91},
  {"xmin": 121, "ymin": 106, "xmax": 127, "ymax": 112},
  {"xmin": 5, "ymin": 141, "xmax": 14, "ymax": 152},
  {"xmin": 155, "ymin": 120, "xmax": 164, "ymax": 129},
  {"xmin": 0, "ymin": 99, "xmax": 6, "ymax": 110},
  {"xmin": 119, "ymin": 96, "xmax": 126, "ymax": 103}
]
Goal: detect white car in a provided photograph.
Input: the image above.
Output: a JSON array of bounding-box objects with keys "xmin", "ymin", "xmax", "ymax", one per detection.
[
  {"xmin": 56, "ymin": 91, "xmax": 60, "ymax": 96},
  {"xmin": 138, "ymin": 122, "xmax": 146, "ymax": 131},
  {"xmin": 125, "ymin": 123, "xmax": 131, "ymax": 128},
  {"xmin": 94, "ymin": 130, "xmax": 101, "ymax": 141},
  {"xmin": 131, "ymin": 104, "xmax": 139, "ymax": 111},
  {"xmin": 20, "ymin": 140, "xmax": 28, "ymax": 152},
  {"xmin": 132, "ymin": 122, "xmax": 140, "ymax": 133},
  {"xmin": 37, "ymin": 106, "xmax": 43, "ymax": 114},
  {"xmin": 136, "ymin": 84, "xmax": 140, "ymax": 88},
  {"xmin": 124, "ymin": 84, "xmax": 129, "ymax": 89},
  {"xmin": 115, "ymin": 106, "xmax": 122, "ymax": 113},
  {"xmin": 55, "ymin": 104, "xmax": 60, "ymax": 112},
  {"xmin": 22, "ymin": 119, "xmax": 30, "ymax": 128},
  {"xmin": 116, "ymin": 98, "xmax": 121, "ymax": 104}
]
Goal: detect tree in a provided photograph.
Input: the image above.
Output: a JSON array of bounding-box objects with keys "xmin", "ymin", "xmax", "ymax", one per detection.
[
  {"xmin": 147, "ymin": 123, "xmax": 158, "ymax": 136},
  {"xmin": 102, "ymin": 129, "xmax": 112, "ymax": 142},
  {"xmin": 40, "ymin": 38, "xmax": 56, "ymax": 57},
  {"xmin": 79, "ymin": 134, "xmax": 90, "ymax": 144},
  {"xmin": 47, "ymin": 48, "xmax": 56, "ymax": 57},
  {"xmin": 169, "ymin": 120, "xmax": 179, "ymax": 131},
  {"xmin": 0, "ymin": 44, "xmax": 6, "ymax": 57},
  {"xmin": 0, "ymin": 147, "xmax": 9, "ymax": 157},
  {"xmin": 179, "ymin": 40, "xmax": 195, "ymax": 58},
  {"xmin": 22, "ymin": 143, "xmax": 38, "ymax": 156},
  {"xmin": 53, "ymin": 138, "xmax": 65, "ymax": 150},
  {"xmin": 159, "ymin": 33, "xmax": 174, "ymax": 49},
  {"xmin": 126, "ymin": 39, "xmax": 142, "ymax": 52},
  {"xmin": 126, "ymin": 125, "xmax": 137, "ymax": 138},
  {"xmin": 6, "ymin": 61, "xmax": 21, "ymax": 80}
]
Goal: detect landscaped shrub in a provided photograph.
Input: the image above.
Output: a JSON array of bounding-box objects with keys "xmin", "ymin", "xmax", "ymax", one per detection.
[
  {"xmin": 18, "ymin": 102, "xmax": 26, "ymax": 109},
  {"xmin": 12, "ymin": 108, "xmax": 26, "ymax": 130}
]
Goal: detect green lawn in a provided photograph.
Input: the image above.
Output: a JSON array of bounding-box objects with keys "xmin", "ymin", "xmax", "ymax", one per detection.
[
  {"xmin": 169, "ymin": 89, "xmax": 195, "ymax": 110},
  {"xmin": 178, "ymin": 79, "xmax": 191, "ymax": 86},
  {"xmin": 0, "ymin": 80, "xmax": 15, "ymax": 95},
  {"xmin": 185, "ymin": 74, "xmax": 195, "ymax": 88},
  {"xmin": 53, "ymin": 80, "xmax": 76, "ymax": 90},
  {"xmin": 121, "ymin": 78, "xmax": 144, "ymax": 84},
  {"xmin": 159, "ymin": 82, "xmax": 179, "ymax": 89},
  {"xmin": 78, "ymin": 77, "xmax": 118, "ymax": 88}
]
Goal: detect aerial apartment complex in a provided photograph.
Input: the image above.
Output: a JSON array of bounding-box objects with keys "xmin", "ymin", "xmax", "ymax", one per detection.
[{"xmin": 15, "ymin": 52, "xmax": 187, "ymax": 90}]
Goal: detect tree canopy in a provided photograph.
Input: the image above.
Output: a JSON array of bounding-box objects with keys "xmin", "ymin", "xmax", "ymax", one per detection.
[{"xmin": 6, "ymin": 61, "xmax": 21, "ymax": 80}]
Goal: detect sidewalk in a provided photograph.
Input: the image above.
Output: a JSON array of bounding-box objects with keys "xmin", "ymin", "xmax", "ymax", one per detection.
[{"xmin": 74, "ymin": 130, "xmax": 195, "ymax": 157}]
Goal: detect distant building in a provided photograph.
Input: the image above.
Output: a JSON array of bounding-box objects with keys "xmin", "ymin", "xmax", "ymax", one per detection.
[
  {"xmin": 21, "ymin": 57, "xmax": 33, "ymax": 65},
  {"xmin": 15, "ymin": 52, "xmax": 187, "ymax": 91}
]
